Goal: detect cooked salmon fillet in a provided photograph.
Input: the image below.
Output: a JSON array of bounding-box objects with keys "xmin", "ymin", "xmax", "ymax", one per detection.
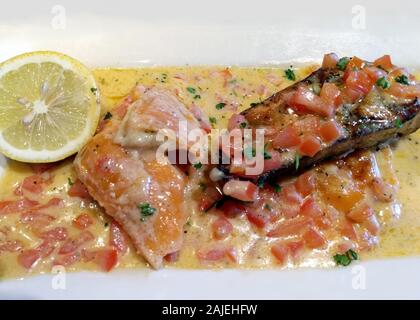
[
  {"xmin": 226, "ymin": 54, "xmax": 420, "ymax": 183},
  {"xmin": 74, "ymin": 87, "xmax": 201, "ymax": 268}
]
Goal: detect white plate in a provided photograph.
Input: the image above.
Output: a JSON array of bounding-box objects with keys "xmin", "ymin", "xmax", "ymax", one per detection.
[{"xmin": 1, "ymin": 0, "xmax": 420, "ymax": 299}]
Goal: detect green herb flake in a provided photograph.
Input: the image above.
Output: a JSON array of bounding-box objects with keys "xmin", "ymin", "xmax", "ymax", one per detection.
[
  {"xmin": 239, "ymin": 122, "xmax": 247, "ymax": 129},
  {"xmin": 90, "ymin": 87, "xmax": 98, "ymax": 94},
  {"xmin": 138, "ymin": 203, "xmax": 156, "ymax": 220},
  {"xmin": 395, "ymin": 74, "xmax": 409, "ymax": 85},
  {"xmin": 199, "ymin": 182, "xmax": 207, "ymax": 191},
  {"xmin": 395, "ymin": 117, "xmax": 403, "ymax": 129},
  {"xmin": 376, "ymin": 77, "xmax": 390, "ymax": 89},
  {"xmin": 336, "ymin": 57, "xmax": 350, "ymax": 71},
  {"xmin": 193, "ymin": 162, "xmax": 203, "ymax": 169},
  {"xmin": 263, "ymin": 144, "xmax": 272, "ymax": 160},
  {"xmin": 250, "ymin": 102, "xmax": 259, "ymax": 107},
  {"xmin": 264, "ymin": 203, "xmax": 272, "ymax": 211},
  {"xmin": 294, "ymin": 153, "xmax": 301, "ymax": 171},
  {"xmin": 103, "ymin": 112, "xmax": 113, "ymax": 120},
  {"xmin": 273, "ymin": 183, "xmax": 281, "ymax": 193},
  {"xmin": 333, "ymin": 249, "xmax": 359, "ymax": 266},
  {"xmin": 284, "ymin": 68, "xmax": 296, "ymax": 81},
  {"xmin": 67, "ymin": 177, "xmax": 74, "ymax": 186},
  {"xmin": 186, "ymin": 87, "xmax": 197, "ymax": 94},
  {"xmin": 104, "ymin": 222, "xmax": 109, "ymax": 228},
  {"xmin": 193, "ymin": 94, "xmax": 201, "ymax": 100},
  {"xmin": 209, "ymin": 117, "xmax": 217, "ymax": 125},
  {"xmin": 215, "ymin": 102, "xmax": 226, "ymax": 110}
]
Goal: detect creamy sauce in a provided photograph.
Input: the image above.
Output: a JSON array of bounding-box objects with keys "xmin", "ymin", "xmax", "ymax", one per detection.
[{"xmin": 0, "ymin": 65, "xmax": 419, "ymax": 279}]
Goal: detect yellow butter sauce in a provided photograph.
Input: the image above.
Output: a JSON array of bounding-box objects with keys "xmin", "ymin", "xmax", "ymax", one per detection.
[{"xmin": 0, "ymin": 65, "xmax": 419, "ymax": 279}]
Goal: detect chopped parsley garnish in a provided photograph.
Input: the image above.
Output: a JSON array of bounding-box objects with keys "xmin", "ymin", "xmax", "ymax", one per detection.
[
  {"xmin": 215, "ymin": 102, "xmax": 226, "ymax": 110},
  {"xmin": 333, "ymin": 249, "xmax": 359, "ymax": 266},
  {"xmin": 244, "ymin": 147, "xmax": 256, "ymax": 159},
  {"xmin": 199, "ymin": 182, "xmax": 207, "ymax": 191},
  {"xmin": 104, "ymin": 222, "xmax": 109, "ymax": 228},
  {"xmin": 104, "ymin": 112, "xmax": 113, "ymax": 120},
  {"xmin": 250, "ymin": 102, "xmax": 259, "ymax": 107},
  {"xmin": 239, "ymin": 122, "xmax": 247, "ymax": 129},
  {"xmin": 273, "ymin": 184, "xmax": 281, "ymax": 193},
  {"xmin": 209, "ymin": 117, "xmax": 217, "ymax": 125},
  {"xmin": 67, "ymin": 177, "xmax": 74, "ymax": 186},
  {"xmin": 138, "ymin": 203, "xmax": 156, "ymax": 221},
  {"xmin": 294, "ymin": 153, "xmax": 301, "ymax": 171},
  {"xmin": 336, "ymin": 57, "xmax": 350, "ymax": 71},
  {"xmin": 395, "ymin": 74, "xmax": 409, "ymax": 85},
  {"xmin": 284, "ymin": 68, "xmax": 296, "ymax": 81},
  {"xmin": 90, "ymin": 87, "xmax": 98, "ymax": 94},
  {"xmin": 160, "ymin": 73, "xmax": 168, "ymax": 83},
  {"xmin": 193, "ymin": 162, "xmax": 203, "ymax": 169},
  {"xmin": 264, "ymin": 203, "xmax": 272, "ymax": 211},
  {"xmin": 263, "ymin": 144, "xmax": 272, "ymax": 160},
  {"xmin": 193, "ymin": 94, "xmax": 201, "ymax": 99},
  {"xmin": 395, "ymin": 117, "xmax": 403, "ymax": 129},
  {"xmin": 376, "ymin": 77, "xmax": 390, "ymax": 89},
  {"xmin": 186, "ymin": 87, "xmax": 197, "ymax": 94}
]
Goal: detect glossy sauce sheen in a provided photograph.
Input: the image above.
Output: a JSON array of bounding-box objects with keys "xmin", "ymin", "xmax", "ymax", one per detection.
[{"xmin": 0, "ymin": 65, "xmax": 419, "ymax": 278}]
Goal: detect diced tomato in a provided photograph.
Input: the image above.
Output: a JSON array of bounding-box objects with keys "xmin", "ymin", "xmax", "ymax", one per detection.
[
  {"xmin": 0, "ymin": 199, "xmax": 38, "ymax": 215},
  {"xmin": 388, "ymin": 83, "xmax": 420, "ymax": 99},
  {"xmin": 319, "ymin": 120, "xmax": 342, "ymax": 143},
  {"xmin": 340, "ymin": 218, "xmax": 357, "ymax": 240},
  {"xmin": 40, "ymin": 227, "xmax": 68, "ymax": 241},
  {"xmin": 212, "ymin": 217, "xmax": 233, "ymax": 240},
  {"xmin": 281, "ymin": 206, "xmax": 299, "ymax": 219},
  {"xmin": 219, "ymin": 199, "xmax": 247, "ymax": 218},
  {"xmin": 271, "ymin": 243, "xmax": 288, "ymax": 264},
  {"xmin": 20, "ymin": 212, "xmax": 55, "ymax": 230},
  {"xmin": 263, "ymin": 150, "xmax": 283, "ymax": 172},
  {"xmin": 59, "ymin": 230, "xmax": 94, "ymax": 255},
  {"xmin": 280, "ymin": 184, "xmax": 303, "ymax": 205},
  {"xmin": 347, "ymin": 203, "xmax": 374, "ymax": 223},
  {"xmin": 364, "ymin": 66, "xmax": 387, "ymax": 82},
  {"xmin": 371, "ymin": 177, "xmax": 395, "ymax": 202},
  {"xmin": 303, "ymin": 227, "xmax": 326, "ymax": 249},
  {"xmin": 198, "ymin": 186, "xmax": 223, "ymax": 212},
  {"xmin": 227, "ymin": 114, "xmax": 247, "ymax": 131},
  {"xmin": 295, "ymin": 171, "xmax": 316, "ymax": 197},
  {"xmin": 298, "ymin": 135, "xmax": 321, "ymax": 157},
  {"xmin": 373, "ymin": 55, "xmax": 393, "ymax": 71},
  {"xmin": 288, "ymin": 87, "xmax": 334, "ymax": 118},
  {"xmin": 0, "ymin": 240, "xmax": 23, "ymax": 252},
  {"xmin": 287, "ymin": 240, "xmax": 305, "ymax": 259},
  {"xmin": 246, "ymin": 208, "xmax": 269, "ymax": 228},
  {"xmin": 21, "ymin": 175, "xmax": 45, "ymax": 194},
  {"xmin": 18, "ymin": 249, "xmax": 41, "ymax": 269},
  {"xmin": 109, "ymin": 221, "xmax": 128, "ymax": 253},
  {"xmin": 272, "ymin": 126, "xmax": 301, "ymax": 149},
  {"xmin": 222, "ymin": 180, "xmax": 258, "ymax": 202},
  {"xmin": 345, "ymin": 69, "xmax": 374, "ymax": 95},
  {"xmin": 320, "ymin": 83, "xmax": 341, "ymax": 108},
  {"xmin": 164, "ymin": 251, "xmax": 180, "ymax": 263},
  {"xmin": 342, "ymin": 86, "xmax": 364, "ymax": 103},
  {"xmin": 53, "ymin": 252, "xmax": 81, "ymax": 267},
  {"xmin": 300, "ymin": 197, "xmax": 322, "ymax": 217},
  {"xmin": 87, "ymin": 248, "xmax": 118, "ymax": 272},
  {"xmin": 267, "ymin": 217, "xmax": 312, "ymax": 237},
  {"xmin": 197, "ymin": 247, "xmax": 236, "ymax": 262},
  {"xmin": 322, "ymin": 53, "xmax": 339, "ymax": 69},
  {"xmin": 363, "ymin": 215, "xmax": 380, "ymax": 236},
  {"xmin": 68, "ymin": 180, "xmax": 92, "ymax": 200},
  {"xmin": 73, "ymin": 213, "xmax": 94, "ymax": 230},
  {"xmin": 346, "ymin": 56, "xmax": 365, "ymax": 71}
]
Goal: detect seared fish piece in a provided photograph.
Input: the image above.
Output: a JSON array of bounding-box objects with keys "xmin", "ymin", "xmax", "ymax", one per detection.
[
  {"xmin": 228, "ymin": 54, "xmax": 420, "ymax": 183},
  {"xmin": 74, "ymin": 87, "xmax": 201, "ymax": 268}
]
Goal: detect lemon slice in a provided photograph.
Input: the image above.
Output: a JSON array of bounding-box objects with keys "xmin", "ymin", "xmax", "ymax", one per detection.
[{"xmin": 0, "ymin": 51, "xmax": 100, "ymax": 163}]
